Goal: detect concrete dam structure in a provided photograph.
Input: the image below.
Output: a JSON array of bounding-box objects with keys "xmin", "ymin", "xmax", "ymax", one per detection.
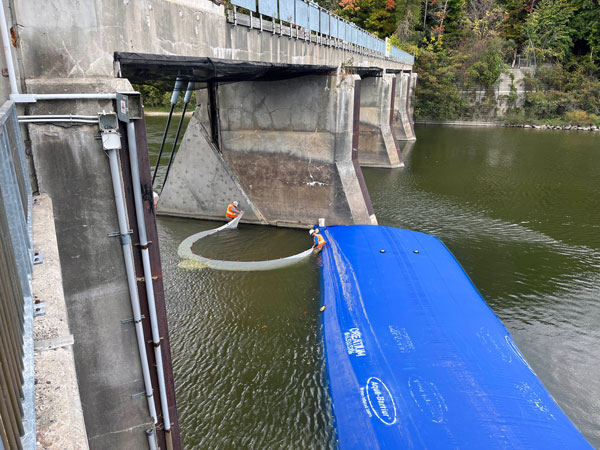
[
  {"xmin": 0, "ymin": 0, "xmax": 416, "ymax": 448},
  {"xmin": 156, "ymin": 68, "xmax": 378, "ymax": 227},
  {"xmin": 153, "ymin": 66, "xmax": 417, "ymax": 226}
]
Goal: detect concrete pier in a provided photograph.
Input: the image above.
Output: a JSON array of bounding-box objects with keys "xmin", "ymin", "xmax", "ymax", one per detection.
[
  {"xmin": 159, "ymin": 73, "xmax": 376, "ymax": 227},
  {"xmin": 358, "ymin": 74, "xmax": 404, "ymax": 168},
  {"xmin": 393, "ymin": 71, "xmax": 417, "ymax": 141}
]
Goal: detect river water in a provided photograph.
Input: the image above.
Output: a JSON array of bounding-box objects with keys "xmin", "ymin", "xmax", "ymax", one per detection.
[{"xmin": 146, "ymin": 116, "xmax": 600, "ymax": 448}]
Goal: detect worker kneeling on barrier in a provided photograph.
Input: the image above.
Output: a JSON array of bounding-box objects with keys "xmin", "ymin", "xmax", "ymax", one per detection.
[
  {"xmin": 226, "ymin": 200, "xmax": 242, "ymax": 221},
  {"xmin": 310, "ymin": 228, "xmax": 326, "ymax": 253}
]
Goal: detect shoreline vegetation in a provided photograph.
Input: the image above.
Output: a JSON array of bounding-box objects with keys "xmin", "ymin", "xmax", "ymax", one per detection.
[
  {"xmin": 416, "ymin": 120, "xmax": 600, "ymax": 131},
  {"xmin": 394, "ymin": 0, "xmax": 599, "ymax": 128}
]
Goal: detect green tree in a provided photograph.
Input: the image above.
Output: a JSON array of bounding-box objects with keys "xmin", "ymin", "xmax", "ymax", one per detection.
[
  {"xmin": 414, "ymin": 45, "xmax": 464, "ymax": 119},
  {"xmin": 467, "ymin": 37, "xmax": 505, "ymax": 85},
  {"xmin": 498, "ymin": 0, "xmax": 529, "ymax": 48},
  {"xmin": 570, "ymin": 0, "xmax": 600, "ymax": 64},
  {"xmin": 394, "ymin": 0, "xmax": 422, "ymax": 42},
  {"xmin": 525, "ymin": 0, "xmax": 574, "ymax": 61}
]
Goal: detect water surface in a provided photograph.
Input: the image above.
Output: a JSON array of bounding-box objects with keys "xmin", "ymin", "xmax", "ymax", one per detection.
[{"xmin": 149, "ymin": 118, "xmax": 600, "ymax": 448}]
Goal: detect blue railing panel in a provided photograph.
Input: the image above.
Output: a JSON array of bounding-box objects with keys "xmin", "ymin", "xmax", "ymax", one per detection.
[
  {"xmin": 232, "ymin": 0, "xmax": 257, "ymax": 13},
  {"xmin": 330, "ymin": 16, "xmax": 339, "ymax": 39},
  {"xmin": 309, "ymin": 3, "xmax": 319, "ymax": 32},
  {"xmin": 279, "ymin": 0, "xmax": 294, "ymax": 23},
  {"xmin": 295, "ymin": 0, "xmax": 308, "ymax": 29},
  {"xmin": 230, "ymin": 0, "xmax": 413, "ymax": 63},
  {"xmin": 258, "ymin": 0, "xmax": 278, "ymax": 18},
  {"xmin": 320, "ymin": 10, "xmax": 330, "ymax": 35}
]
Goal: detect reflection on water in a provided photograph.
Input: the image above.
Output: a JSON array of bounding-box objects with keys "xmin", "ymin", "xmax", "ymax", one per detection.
[{"xmin": 149, "ymin": 117, "xmax": 600, "ymax": 448}]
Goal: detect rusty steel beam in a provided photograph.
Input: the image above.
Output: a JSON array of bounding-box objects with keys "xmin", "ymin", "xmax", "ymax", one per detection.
[{"xmin": 118, "ymin": 115, "xmax": 182, "ymax": 450}]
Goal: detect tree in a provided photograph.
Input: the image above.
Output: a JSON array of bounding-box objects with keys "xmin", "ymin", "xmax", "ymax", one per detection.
[
  {"xmin": 414, "ymin": 45, "xmax": 464, "ymax": 119},
  {"xmin": 525, "ymin": 0, "xmax": 574, "ymax": 61},
  {"xmin": 338, "ymin": 0, "xmax": 399, "ymax": 37},
  {"xmin": 467, "ymin": 37, "xmax": 505, "ymax": 85},
  {"xmin": 569, "ymin": 0, "xmax": 600, "ymax": 64}
]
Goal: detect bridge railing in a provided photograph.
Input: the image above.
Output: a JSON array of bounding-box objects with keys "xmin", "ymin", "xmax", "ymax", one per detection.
[
  {"xmin": 0, "ymin": 100, "xmax": 35, "ymax": 450},
  {"xmin": 229, "ymin": 0, "xmax": 414, "ymax": 65}
]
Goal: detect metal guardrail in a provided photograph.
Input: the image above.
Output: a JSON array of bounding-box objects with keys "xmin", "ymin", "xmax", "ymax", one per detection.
[
  {"xmin": 230, "ymin": 0, "xmax": 414, "ymax": 65},
  {"xmin": 0, "ymin": 100, "xmax": 35, "ymax": 450}
]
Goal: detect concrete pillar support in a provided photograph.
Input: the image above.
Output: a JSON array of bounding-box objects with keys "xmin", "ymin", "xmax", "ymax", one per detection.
[
  {"xmin": 394, "ymin": 72, "xmax": 417, "ymax": 141},
  {"xmin": 159, "ymin": 73, "xmax": 376, "ymax": 227},
  {"xmin": 357, "ymin": 74, "xmax": 404, "ymax": 168}
]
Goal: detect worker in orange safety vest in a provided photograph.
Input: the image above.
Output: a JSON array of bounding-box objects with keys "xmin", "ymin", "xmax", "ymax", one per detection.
[
  {"xmin": 226, "ymin": 201, "xmax": 242, "ymax": 220},
  {"xmin": 310, "ymin": 228, "xmax": 326, "ymax": 252}
]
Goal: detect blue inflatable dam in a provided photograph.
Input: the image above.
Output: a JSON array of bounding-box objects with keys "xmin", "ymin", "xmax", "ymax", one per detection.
[{"xmin": 319, "ymin": 225, "xmax": 592, "ymax": 449}]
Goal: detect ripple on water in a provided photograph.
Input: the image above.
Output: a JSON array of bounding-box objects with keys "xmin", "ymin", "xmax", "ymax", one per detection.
[
  {"xmin": 157, "ymin": 216, "xmax": 333, "ymax": 448},
  {"xmin": 150, "ymin": 120, "xmax": 599, "ymax": 448}
]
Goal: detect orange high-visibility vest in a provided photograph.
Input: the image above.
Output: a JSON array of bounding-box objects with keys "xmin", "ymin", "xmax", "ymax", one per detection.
[
  {"xmin": 226, "ymin": 203, "xmax": 238, "ymax": 218},
  {"xmin": 314, "ymin": 233, "xmax": 326, "ymax": 248}
]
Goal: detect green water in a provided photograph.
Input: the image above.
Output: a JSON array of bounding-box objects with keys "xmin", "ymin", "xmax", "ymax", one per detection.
[{"xmin": 148, "ymin": 118, "xmax": 600, "ymax": 448}]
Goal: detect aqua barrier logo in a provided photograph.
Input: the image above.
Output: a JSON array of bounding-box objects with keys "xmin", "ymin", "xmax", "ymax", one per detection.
[{"xmin": 366, "ymin": 377, "xmax": 397, "ymax": 425}]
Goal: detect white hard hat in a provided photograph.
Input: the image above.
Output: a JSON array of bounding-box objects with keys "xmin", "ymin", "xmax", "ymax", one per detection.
[
  {"xmin": 233, "ymin": 201, "xmax": 239, "ymax": 207},
  {"xmin": 309, "ymin": 229, "xmax": 315, "ymax": 235}
]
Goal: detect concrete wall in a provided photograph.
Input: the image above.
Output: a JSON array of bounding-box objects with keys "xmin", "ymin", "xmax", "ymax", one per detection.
[
  {"xmin": 460, "ymin": 68, "xmax": 528, "ymax": 117},
  {"xmin": 393, "ymin": 72, "xmax": 416, "ymax": 141},
  {"xmin": 358, "ymin": 74, "xmax": 403, "ymax": 168},
  {"xmin": 158, "ymin": 106, "xmax": 267, "ymax": 223},
  {"xmin": 33, "ymin": 194, "xmax": 89, "ymax": 449},
  {"xmin": 25, "ymin": 79, "xmax": 155, "ymax": 450},
  {"xmin": 160, "ymin": 73, "xmax": 376, "ymax": 227}
]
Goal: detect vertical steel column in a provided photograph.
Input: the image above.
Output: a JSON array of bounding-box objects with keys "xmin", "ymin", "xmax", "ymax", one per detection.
[
  {"xmin": 127, "ymin": 121, "xmax": 173, "ymax": 450},
  {"xmin": 118, "ymin": 113, "xmax": 182, "ymax": 450}
]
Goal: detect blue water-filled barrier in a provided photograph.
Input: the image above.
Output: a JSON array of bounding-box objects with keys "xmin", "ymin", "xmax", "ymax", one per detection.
[{"xmin": 319, "ymin": 225, "xmax": 592, "ymax": 449}]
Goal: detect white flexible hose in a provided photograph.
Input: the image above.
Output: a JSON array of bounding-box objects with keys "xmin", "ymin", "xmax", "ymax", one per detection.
[{"xmin": 178, "ymin": 212, "xmax": 314, "ymax": 271}]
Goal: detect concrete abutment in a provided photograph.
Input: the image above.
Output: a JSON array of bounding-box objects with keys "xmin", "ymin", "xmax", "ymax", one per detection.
[{"xmin": 159, "ymin": 73, "xmax": 376, "ymax": 227}]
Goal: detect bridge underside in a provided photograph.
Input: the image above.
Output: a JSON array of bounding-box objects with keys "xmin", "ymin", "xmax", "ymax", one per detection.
[{"xmin": 114, "ymin": 52, "xmax": 381, "ymax": 83}]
